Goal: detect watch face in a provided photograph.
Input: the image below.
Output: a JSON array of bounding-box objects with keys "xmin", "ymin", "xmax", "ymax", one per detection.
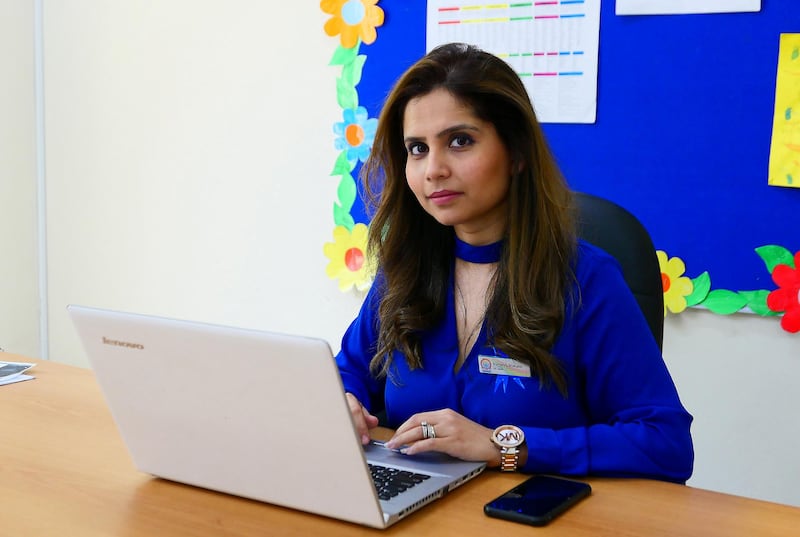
[{"xmin": 493, "ymin": 425, "xmax": 525, "ymax": 448}]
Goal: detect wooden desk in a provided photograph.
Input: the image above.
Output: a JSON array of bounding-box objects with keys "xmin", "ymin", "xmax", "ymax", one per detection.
[{"xmin": 2, "ymin": 355, "xmax": 799, "ymax": 536}]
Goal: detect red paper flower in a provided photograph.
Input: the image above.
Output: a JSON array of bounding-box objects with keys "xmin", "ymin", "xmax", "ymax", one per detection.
[{"xmin": 766, "ymin": 251, "xmax": 800, "ymax": 333}]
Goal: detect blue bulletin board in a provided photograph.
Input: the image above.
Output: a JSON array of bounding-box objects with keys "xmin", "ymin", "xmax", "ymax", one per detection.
[{"xmin": 320, "ymin": 1, "xmax": 800, "ymax": 333}]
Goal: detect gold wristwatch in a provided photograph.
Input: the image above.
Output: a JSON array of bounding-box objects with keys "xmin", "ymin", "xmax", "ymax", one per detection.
[{"xmin": 491, "ymin": 425, "xmax": 525, "ymax": 472}]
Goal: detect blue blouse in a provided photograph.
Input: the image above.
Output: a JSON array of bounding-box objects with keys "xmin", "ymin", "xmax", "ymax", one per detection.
[{"xmin": 335, "ymin": 241, "xmax": 694, "ymax": 482}]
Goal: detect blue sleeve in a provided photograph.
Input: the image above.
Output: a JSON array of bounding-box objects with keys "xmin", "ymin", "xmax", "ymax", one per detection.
[
  {"xmin": 335, "ymin": 280, "xmax": 386, "ymax": 413},
  {"xmin": 520, "ymin": 245, "xmax": 694, "ymax": 483}
]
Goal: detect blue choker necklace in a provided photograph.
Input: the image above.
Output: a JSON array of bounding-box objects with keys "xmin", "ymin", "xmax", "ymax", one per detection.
[{"xmin": 454, "ymin": 236, "xmax": 503, "ymax": 264}]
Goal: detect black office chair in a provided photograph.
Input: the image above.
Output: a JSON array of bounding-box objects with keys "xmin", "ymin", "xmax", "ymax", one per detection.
[{"xmin": 574, "ymin": 192, "xmax": 664, "ymax": 350}]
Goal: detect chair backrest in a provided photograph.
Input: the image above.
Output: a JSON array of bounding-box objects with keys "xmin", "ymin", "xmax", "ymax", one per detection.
[{"xmin": 574, "ymin": 192, "xmax": 664, "ymax": 350}]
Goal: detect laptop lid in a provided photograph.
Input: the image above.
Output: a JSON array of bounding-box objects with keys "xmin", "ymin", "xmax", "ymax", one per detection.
[{"xmin": 67, "ymin": 305, "xmax": 485, "ymax": 528}]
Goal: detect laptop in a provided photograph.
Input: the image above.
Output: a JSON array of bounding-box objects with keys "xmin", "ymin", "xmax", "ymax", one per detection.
[{"xmin": 67, "ymin": 305, "xmax": 486, "ymax": 528}]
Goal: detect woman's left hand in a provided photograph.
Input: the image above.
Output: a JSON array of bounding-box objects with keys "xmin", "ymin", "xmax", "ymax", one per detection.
[{"xmin": 385, "ymin": 409, "xmax": 501, "ymax": 467}]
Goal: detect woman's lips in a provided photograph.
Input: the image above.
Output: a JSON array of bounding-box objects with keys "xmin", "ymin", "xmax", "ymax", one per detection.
[{"xmin": 428, "ymin": 190, "xmax": 461, "ymax": 205}]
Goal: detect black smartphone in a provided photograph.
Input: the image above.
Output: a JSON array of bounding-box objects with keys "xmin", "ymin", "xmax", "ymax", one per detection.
[{"xmin": 484, "ymin": 475, "xmax": 591, "ymax": 526}]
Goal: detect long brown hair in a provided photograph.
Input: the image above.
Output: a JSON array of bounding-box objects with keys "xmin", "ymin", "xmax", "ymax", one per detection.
[{"xmin": 362, "ymin": 43, "xmax": 577, "ymax": 394}]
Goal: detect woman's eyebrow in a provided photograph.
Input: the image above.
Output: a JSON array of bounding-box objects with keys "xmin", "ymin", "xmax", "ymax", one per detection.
[
  {"xmin": 404, "ymin": 123, "xmax": 480, "ymax": 143},
  {"xmin": 436, "ymin": 124, "xmax": 479, "ymax": 138}
]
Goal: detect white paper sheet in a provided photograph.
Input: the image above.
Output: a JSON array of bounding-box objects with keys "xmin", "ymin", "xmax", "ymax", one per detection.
[
  {"xmin": 426, "ymin": 0, "xmax": 602, "ymax": 124},
  {"xmin": 0, "ymin": 360, "xmax": 36, "ymax": 386},
  {"xmin": 616, "ymin": 0, "xmax": 760, "ymax": 15},
  {"xmin": 0, "ymin": 374, "xmax": 34, "ymax": 386}
]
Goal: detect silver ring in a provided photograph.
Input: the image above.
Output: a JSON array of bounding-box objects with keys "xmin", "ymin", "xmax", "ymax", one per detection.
[{"xmin": 420, "ymin": 421, "xmax": 436, "ymax": 440}]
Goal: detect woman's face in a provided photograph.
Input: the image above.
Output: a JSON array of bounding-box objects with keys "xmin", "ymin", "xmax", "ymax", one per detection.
[{"xmin": 402, "ymin": 88, "xmax": 512, "ymax": 245}]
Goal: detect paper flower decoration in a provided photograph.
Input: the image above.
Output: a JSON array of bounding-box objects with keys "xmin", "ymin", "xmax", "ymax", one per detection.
[
  {"xmin": 657, "ymin": 251, "xmax": 694, "ymax": 316},
  {"xmin": 324, "ymin": 223, "xmax": 372, "ymax": 292},
  {"xmin": 321, "ymin": 0, "xmax": 385, "ymax": 48},
  {"xmin": 766, "ymin": 251, "xmax": 800, "ymax": 333},
  {"xmin": 334, "ymin": 106, "xmax": 377, "ymax": 163}
]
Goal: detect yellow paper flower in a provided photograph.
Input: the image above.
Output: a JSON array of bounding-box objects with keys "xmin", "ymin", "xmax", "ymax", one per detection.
[
  {"xmin": 324, "ymin": 224, "xmax": 372, "ymax": 291},
  {"xmin": 657, "ymin": 251, "xmax": 694, "ymax": 316},
  {"xmin": 321, "ymin": 0, "xmax": 384, "ymax": 48}
]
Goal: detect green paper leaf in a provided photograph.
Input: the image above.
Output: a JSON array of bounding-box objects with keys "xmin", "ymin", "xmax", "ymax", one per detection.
[
  {"xmin": 702, "ymin": 289, "xmax": 748, "ymax": 315},
  {"xmin": 331, "ymin": 151, "xmax": 354, "ymax": 175},
  {"xmin": 340, "ymin": 62, "xmax": 356, "ymax": 89},
  {"xmin": 330, "ymin": 45, "xmax": 358, "ymax": 66},
  {"xmin": 686, "ymin": 272, "xmax": 711, "ymax": 306},
  {"xmin": 349, "ymin": 55, "xmax": 367, "ymax": 86},
  {"xmin": 738, "ymin": 290, "xmax": 780, "ymax": 316},
  {"xmin": 333, "ymin": 203, "xmax": 355, "ymax": 230},
  {"xmin": 340, "ymin": 57, "xmax": 366, "ymax": 88},
  {"xmin": 337, "ymin": 173, "xmax": 357, "ymax": 210},
  {"xmin": 755, "ymin": 245, "xmax": 795, "ymax": 273},
  {"xmin": 336, "ymin": 78, "xmax": 358, "ymax": 109}
]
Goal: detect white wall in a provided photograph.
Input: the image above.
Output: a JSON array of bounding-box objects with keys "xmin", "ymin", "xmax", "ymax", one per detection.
[
  {"xmin": 0, "ymin": 0, "xmax": 40, "ymax": 358},
  {"xmin": 664, "ymin": 309, "xmax": 800, "ymax": 507},
  {"xmin": 42, "ymin": 0, "xmax": 363, "ymax": 368},
  {"xmin": 3, "ymin": 0, "xmax": 798, "ymax": 509}
]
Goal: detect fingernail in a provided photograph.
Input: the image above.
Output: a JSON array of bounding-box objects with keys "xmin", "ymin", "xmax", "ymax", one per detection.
[{"xmin": 362, "ymin": 434, "xmax": 370, "ymax": 444}]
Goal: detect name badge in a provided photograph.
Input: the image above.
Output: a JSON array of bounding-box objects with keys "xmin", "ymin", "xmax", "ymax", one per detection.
[{"xmin": 478, "ymin": 355, "xmax": 531, "ymax": 377}]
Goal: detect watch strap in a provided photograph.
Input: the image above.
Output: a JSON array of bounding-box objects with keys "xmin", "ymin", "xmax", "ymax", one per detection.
[{"xmin": 498, "ymin": 446, "xmax": 520, "ymax": 472}]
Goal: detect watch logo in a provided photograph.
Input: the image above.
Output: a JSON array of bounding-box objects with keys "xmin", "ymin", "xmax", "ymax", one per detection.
[
  {"xmin": 102, "ymin": 336, "xmax": 145, "ymax": 350},
  {"xmin": 497, "ymin": 430, "xmax": 521, "ymax": 443}
]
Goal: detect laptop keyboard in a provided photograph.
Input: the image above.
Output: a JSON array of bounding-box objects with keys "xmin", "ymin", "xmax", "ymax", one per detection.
[{"xmin": 368, "ymin": 463, "xmax": 432, "ymax": 501}]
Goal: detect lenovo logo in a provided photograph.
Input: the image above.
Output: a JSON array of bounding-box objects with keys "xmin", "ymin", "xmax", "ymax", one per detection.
[{"xmin": 102, "ymin": 336, "xmax": 144, "ymax": 350}]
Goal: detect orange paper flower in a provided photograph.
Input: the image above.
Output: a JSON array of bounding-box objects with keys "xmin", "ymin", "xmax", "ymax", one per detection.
[{"xmin": 321, "ymin": 0, "xmax": 384, "ymax": 48}]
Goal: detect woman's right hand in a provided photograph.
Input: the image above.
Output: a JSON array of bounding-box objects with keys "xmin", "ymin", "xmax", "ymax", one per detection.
[{"xmin": 345, "ymin": 392, "xmax": 379, "ymax": 445}]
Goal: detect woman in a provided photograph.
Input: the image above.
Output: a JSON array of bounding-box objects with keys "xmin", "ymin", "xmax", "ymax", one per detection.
[{"xmin": 336, "ymin": 43, "xmax": 693, "ymax": 482}]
